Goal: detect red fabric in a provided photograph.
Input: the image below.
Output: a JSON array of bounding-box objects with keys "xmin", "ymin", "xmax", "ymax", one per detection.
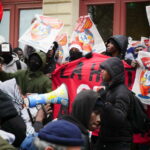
[
  {"xmin": 0, "ymin": 2, "xmax": 3, "ymax": 21},
  {"xmin": 52, "ymin": 53, "xmax": 135, "ymax": 118}
]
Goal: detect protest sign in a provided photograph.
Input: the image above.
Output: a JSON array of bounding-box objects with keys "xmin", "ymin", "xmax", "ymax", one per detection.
[
  {"xmin": 19, "ymin": 15, "xmax": 64, "ymax": 53},
  {"xmin": 132, "ymin": 51, "xmax": 150, "ymax": 105},
  {"xmin": 70, "ymin": 15, "xmax": 106, "ymax": 54},
  {"xmin": 52, "ymin": 53, "xmax": 135, "ymax": 118}
]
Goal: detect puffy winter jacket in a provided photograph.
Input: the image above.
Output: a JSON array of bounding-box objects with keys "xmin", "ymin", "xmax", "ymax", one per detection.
[{"xmin": 97, "ymin": 57, "xmax": 133, "ymax": 143}]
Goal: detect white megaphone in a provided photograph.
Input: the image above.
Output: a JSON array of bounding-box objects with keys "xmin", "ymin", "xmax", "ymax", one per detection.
[{"xmin": 25, "ymin": 83, "xmax": 68, "ymax": 108}]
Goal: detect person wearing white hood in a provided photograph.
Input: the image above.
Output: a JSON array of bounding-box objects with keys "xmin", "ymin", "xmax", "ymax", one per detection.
[
  {"xmin": 0, "ymin": 42, "xmax": 27, "ymax": 73},
  {"xmin": 68, "ymin": 43, "xmax": 83, "ymax": 62}
]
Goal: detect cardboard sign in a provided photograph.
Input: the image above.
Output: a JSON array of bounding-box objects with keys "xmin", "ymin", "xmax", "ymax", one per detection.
[
  {"xmin": 132, "ymin": 51, "xmax": 150, "ymax": 105},
  {"xmin": 19, "ymin": 15, "xmax": 64, "ymax": 53},
  {"xmin": 70, "ymin": 15, "xmax": 106, "ymax": 54}
]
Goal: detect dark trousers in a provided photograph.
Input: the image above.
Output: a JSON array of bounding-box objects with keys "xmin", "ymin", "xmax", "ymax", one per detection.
[{"xmin": 95, "ymin": 142, "xmax": 131, "ymax": 150}]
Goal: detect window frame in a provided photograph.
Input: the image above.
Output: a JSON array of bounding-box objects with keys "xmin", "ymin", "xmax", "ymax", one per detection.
[
  {"xmin": 2, "ymin": 0, "xmax": 42, "ymax": 48},
  {"xmin": 80, "ymin": 0, "xmax": 150, "ymax": 35}
]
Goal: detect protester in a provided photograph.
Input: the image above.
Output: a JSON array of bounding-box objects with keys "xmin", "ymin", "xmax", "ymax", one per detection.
[
  {"xmin": 60, "ymin": 89, "xmax": 101, "ymax": 150},
  {"xmin": 21, "ymin": 119, "xmax": 84, "ymax": 150},
  {"xmin": 125, "ymin": 44, "xmax": 146, "ymax": 68},
  {"xmin": 102, "ymin": 35, "xmax": 128, "ymax": 60},
  {"xmin": 13, "ymin": 47, "xmax": 25, "ymax": 62},
  {"xmin": 68, "ymin": 43, "xmax": 83, "ymax": 61},
  {"xmin": 0, "ymin": 42, "xmax": 27, "ymax": 73},
  {"xmin": 94, "ymin": 57, "xmax": 133, "ymax": 150},
  {"xmin": 0, "ymin": 50, "xmax": 51, "ymax": 94}
]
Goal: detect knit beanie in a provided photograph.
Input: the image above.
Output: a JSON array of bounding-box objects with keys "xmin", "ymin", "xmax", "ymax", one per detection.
[{"xmin": 38, "ymin": 120, "xmax": 84, "ymax": 146}]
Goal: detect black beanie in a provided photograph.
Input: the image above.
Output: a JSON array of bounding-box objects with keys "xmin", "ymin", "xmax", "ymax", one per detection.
[{"xmin": 0, "ymin": 89, "xmax": 18, "ymax": 121}]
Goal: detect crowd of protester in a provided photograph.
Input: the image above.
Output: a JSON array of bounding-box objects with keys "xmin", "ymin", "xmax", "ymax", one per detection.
[{"xmin": 0, "ymin": 27, "xmax": 150, "ymax": 150}]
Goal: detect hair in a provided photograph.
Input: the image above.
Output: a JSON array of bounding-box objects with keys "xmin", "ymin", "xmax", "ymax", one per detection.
[
  {"xmin": 13, "ymin": 47, "xmax": 23, "ymax": 53},
  {"xmin": 33, "ymin": 137, "xmax": 67, "ymax": 150}
]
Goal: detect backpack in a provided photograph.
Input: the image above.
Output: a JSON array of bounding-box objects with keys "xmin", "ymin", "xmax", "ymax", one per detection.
[{"xmin": 128, "ymin": 91, "xmax": 150, "ymax": 134}]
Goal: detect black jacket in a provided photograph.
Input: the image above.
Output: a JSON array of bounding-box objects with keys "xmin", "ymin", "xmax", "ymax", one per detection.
[
  {"xmin": 97, "ymin": 57, "xmax": 132, "ymax": 144},
  {"xmin": 104, "ymin": 35, "xmax": 128, "ymax": 59},
  {"xmin": 0, "ymin": 90, "xmax": 26, "ymax": 147}
]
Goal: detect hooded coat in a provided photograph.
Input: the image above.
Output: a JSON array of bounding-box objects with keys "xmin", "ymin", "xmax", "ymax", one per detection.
[
  {"xmin": 107, "ymin": 35, "xmax": 128, "ymax": 53},
  {"xmin": 61, "ymin": 90, "xmax": 99, "ymax": 150},
  {"xmin": 2, "ymin": 53, "xmax": 27, "ymax": 73},
  {"xmin": 96, "ymin": 57, "xmax": 132, "ymax": 147},
  {"xmin": 104, "ymin": 35, "xmax": 128, "ymax": 59},
  {"xmin": 0, "ymin": 51, "xmax": 52, "ymax": 95}
]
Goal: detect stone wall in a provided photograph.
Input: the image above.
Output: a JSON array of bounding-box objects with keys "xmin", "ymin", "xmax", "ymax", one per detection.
[{"xmin": 43, "ymin": 0, "xmax": 79, "ymax": 39}]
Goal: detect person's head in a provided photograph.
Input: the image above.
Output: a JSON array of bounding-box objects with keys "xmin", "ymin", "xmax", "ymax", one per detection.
[
  {"xmin": 28, "ymin": 51, "xmax": 46, "ymax": 72},
  {"xmin": 134, "ymin": 44, "xmax": 146, "ymax": 56},
  {"xmin": 69, "ymin": 44, "xmax": 83, "ymax": 61},
  {"xmin": 33, "ymin": 120, "xmax": 84, "ymax": 150},
  {"xmin": 106, "ymin": 35, "xmax": 128, "ymax": 59},
  {"xmin": 100, "ymin": 57, "xmax": 125, "ymax": 86},
  {"xmin": 71, "ymin": 90, "xmax": 101, "ymax": 131},
  {"xmin": 0, "ymin": 42, "xmax": 13, "ymax": 64},
  {"xmin": 13, "ymin": 47, "xmax": 24, "ymax": 60}
]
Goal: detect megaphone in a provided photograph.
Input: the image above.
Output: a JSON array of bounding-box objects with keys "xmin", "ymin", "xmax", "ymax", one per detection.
[{"xmin": 25, "ymin": 83, "xmax": 68, "ymax": 108}]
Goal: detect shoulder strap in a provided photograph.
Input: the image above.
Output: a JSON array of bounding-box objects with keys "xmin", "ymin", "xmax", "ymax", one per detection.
[{"xmin": 16, "ymin": 60, "xmax": 22, "ymax": 70}]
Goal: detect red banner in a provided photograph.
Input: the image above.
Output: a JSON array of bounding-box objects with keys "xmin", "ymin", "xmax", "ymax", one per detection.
[
  {"xmin": 0, "ymin": 2, "xmax": 3, "ymax": 21},
  {"xmin": 52, "ymin": 53, "xmax": 136, "ymax": 118}
]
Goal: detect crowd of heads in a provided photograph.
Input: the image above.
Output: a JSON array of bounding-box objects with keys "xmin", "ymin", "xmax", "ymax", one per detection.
[{"xmin": 0, "ymin": 32, "xmax": 149, "ymax": 150}]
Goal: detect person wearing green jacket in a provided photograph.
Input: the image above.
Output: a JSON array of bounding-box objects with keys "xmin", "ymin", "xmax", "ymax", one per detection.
[{"xmin": 0, "ymin": 51, "xmax": 52, "ymax": 95}]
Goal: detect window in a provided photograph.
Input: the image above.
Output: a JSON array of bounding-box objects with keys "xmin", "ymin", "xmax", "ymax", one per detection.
[
  {"xmin": 88, "ymin": 4, "xmax": 114, "ymax": 41},
  {"xmin": 80, "ymin": 0, "xmax": 150, "ymax": 41},
  {"xmin": 0, "ymin": 10, "xmax": 10, "ymax": 41},
  {"xmin": 1, "ymin": 0, "xmax": 42, "ymax": 48},
  {"xmin": 126, "ymin": 2, "xmax": 150, "ymax": 40}
]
